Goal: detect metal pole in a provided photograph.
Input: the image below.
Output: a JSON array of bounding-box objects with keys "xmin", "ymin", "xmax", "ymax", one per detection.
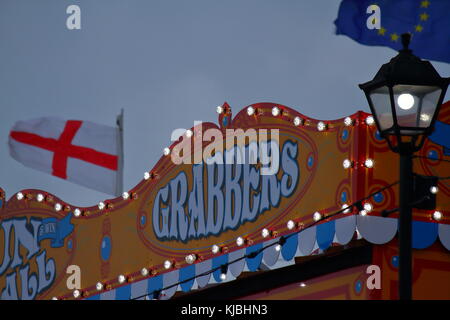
[{"xmin": 399, "ymin": 150, "xmax": 413, "ymax": 300}]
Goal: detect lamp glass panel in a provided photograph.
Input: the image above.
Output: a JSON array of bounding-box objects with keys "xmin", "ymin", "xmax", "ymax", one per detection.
[
  {"xmin": 369, "ymin": 86, "xmax": 393, "ymax": 131},
  {"xmin": 392, "ymin": 85, "xmax": 441, "ymax": 133}
]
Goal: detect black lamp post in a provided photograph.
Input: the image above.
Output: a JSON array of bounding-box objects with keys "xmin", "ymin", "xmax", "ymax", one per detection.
[{"xmin": 359, "ymin": 33, "xmax": 449, "ymax": 300}]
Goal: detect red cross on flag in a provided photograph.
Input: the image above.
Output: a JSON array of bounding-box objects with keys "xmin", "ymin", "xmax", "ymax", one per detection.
[{"xmin": 8, "ymin": 116, "xmax": 124, "ymax": 196}]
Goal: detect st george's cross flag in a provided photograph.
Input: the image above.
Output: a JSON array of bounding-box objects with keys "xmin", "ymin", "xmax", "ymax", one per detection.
[{"xmin": 8, "ymin": 116, "xmax": 124, "ymax": 196}]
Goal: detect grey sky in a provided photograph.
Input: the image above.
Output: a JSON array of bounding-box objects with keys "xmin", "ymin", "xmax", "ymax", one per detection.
[{"xmin": 1, "ymin": 0, "xmax": 449, "ymax": 206}]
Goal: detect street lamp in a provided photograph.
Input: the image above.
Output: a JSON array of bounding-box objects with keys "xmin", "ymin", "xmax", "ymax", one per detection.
[{"xmin": 359, "ymin": 33, "xmax": 449, "ymax": 300}]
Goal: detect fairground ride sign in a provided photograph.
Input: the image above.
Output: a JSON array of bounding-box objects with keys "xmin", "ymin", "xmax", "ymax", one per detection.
[{"xmin": 1, "ymin": 101, "xmax": 449, "ymax": 300}]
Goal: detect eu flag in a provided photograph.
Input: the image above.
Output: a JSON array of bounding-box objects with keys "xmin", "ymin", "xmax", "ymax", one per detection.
[{"xmin": 334, "ymin": 0, "xmax": 450, "ymax": 63}]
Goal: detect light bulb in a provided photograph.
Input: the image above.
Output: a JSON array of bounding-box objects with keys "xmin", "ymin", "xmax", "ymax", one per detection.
[
  {"xmin": 36, "ymin": 193, "xmax": 44, "ymax": 202},
  {"xmin": 216, "ymin": 105, "xmax": 224, "ymax": 114},
  {"xmin": 185, "ymin": 130, "xmax": 193, "ymax": 138},
  {"xmin": 54, "ymin": 203, "xmax": 62, "ymax": 212},
  {"xmin": 366, "ymin": 116, "xmax": 375, "ymax": 125},
  {"xmin": 364, "ymin": 159, "xmax": 374, "ymax": 168},
  {"xmin": 359, "ymin": 210, "xmax": 368, "ymax": 216},
  {"xmin": 433, "ymin": 211, "xmax": 442, "ymax": 221},
  {"xmin": 141, "ymin": 268, "xmax": 149, "ymax": 276},
  {"xmin": 144, "ymin": 172, "xmax": 150, "ymax": 180},
  {"xmin": 317, "ymin": 122, "xmax": 327, "ymax": 131},
  {"xmin": 164, "ymin": 260, "xmax": 172, "ymax": 269},
  {"xmin": 98, "ymin": 202, "xmax": 105, "ymax": 210},
  {"xmin": 397, "ymin": 93, "xmax": 415, "ymax": 110},
  {"xmin": 52, "ymin": 297, "xmax": 58, "ymax": 300},
  {"xmin": 16, "ymin": 192, "xmax": 24, "ymax": 200},
  {"xmin": 163, "ymin": 147, "xmax": 171, "ymax": 156},
  {"xmin": 313, "ymin": 211, "xmax": 322, "ymax": 222},
  {"xmin": 261, "ymin": 228, "xmax": 270, "ymax": 238},
  {"xmin": 272, "ymin": 106, "xmax": 281, "ymax": 116},
  {"xmin": 343, "ymin": 159, "xmax": 352, "ymax": 169},
  {"xmin": 300, "ymin": 282, "xmax": 306, "ymax": 287},
  {"xmin": 430, "ymin": 186, "xmax": 438, "ymax": 194},
  {"xmin": 185, "ymin": 254, "xmax": 196, "ymax": 264},
  {"xmin": 74, "ymin": 208, "xmax": 81, "ymax": 217},
  {"xmin": 211, "ymin": 244, "xmax": 220, "ymax": 254},
  {"xmin": 118, "ymin": 275, "xmax": 126, "ymax": 283},
  {"xmin": 247, "ymin": 106, "xmax": 255, "ymax": 116},
  {"xmin": 287, "ymin": 220, "xmax": 295, "ymax": 230},
  {"xmin": 363, "ymin": 202, "xmax": 373, "ymax": 212},
  {"xmin": 293, "ymin": 116, "xmax": 303, "ymax": 126},
  {"xmin": 275, "ymin": 244, "xmax": 282, "ymax": 252},
  {"xmin": 73, "ymin": 290, "xmax": 80, "ymax": 298},
  {"xmin": 220, "ymin": 273, "xmax": 227, "ymax": 281},
  {"xmin": 122, "ymin": 192, "xmax": 130, "ymax": 200},
  {"xmin": 236, "ymin": 237, "xmax": 245, "ymax": 246},
  {"xmin": 420, "ymin": 113, "xmax": 431, "ymax": 122},
  {"xmin": 96, "ymin": 282, "xmax": 103, "ymax": 291},
  {"xmin": 344, "ymin": 117, "xmax": 353, "ymax": 126}
]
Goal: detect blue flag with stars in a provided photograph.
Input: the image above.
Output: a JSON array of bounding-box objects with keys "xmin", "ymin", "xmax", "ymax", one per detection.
[{"xmin": 334, "ymin": 0, "xmax": 450, "ymax": 63}]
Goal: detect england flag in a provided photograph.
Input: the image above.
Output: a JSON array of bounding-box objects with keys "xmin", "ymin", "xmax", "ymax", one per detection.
[{"xmin": 8, "ymin": 116, "xmax": 123, "ymax": 196}]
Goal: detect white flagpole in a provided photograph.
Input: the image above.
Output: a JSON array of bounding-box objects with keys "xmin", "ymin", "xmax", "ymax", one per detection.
[{"xmin": 116, "ymin": 109, "xmax": 124, "ymax": 196}]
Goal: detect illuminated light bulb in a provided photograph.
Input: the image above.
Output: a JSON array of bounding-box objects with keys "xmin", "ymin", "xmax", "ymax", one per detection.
[
  {"xmin": 397, "ymin": 93, "xmax": 415, "ymax": 110},
  {"xmin": 144, "ymin": 172, "xmax": 151, "ymax": 180},
  {"xmin": 313, "ymin": 211, "xmax": 322, "ymax": 222},
  {"xmin": 73, "ymin": 290, "xmax": 80, "ymax": 298},
  {"xmin": 430, "ymin": 186, "xmax": 438, "ymax": 194},
  {"xmin": 220, "ymin": 273, "xmax": 227, "ymax": 281},
  {"xmin": 287, "ymin": 220, "xmax": 295, "ymax": 230},
  {"xmin": 359, "ymin": 210, "xmax": 368, "ymax": 216},
  {"xmin": 211, "ymin": 244, "xmax": 220, "ymax": 254},
  {"xmin": 247, "ymin": 106, "xmax": 255, "ymax": 116},
  {"xmin": 141, "ymin": 268, "xmax": 149, "ymax": 276},
  {"xmin": 317, "ymin": 121, "xmax": 327, "ymax": 131},
  {"xmin": 344, "ymin": 117, "xmax": 353, "ymax": 126},
  {"xmin": 293, "ymin": 116, "xmax": 303, "ymax": 126},
  {"xmin": 300, "ymin": 282, "xmax": 306, "ymax": 287},
  {"xmin": 365, "ymin": 116, "xmax": 375, "ymax": 126},
  {"xmin": 420, "ymin": 114, "xmax": 431, "ymax": 122},
  {"xmin": 364, "ymin": 159, "xmax": 374, "ymax": 168},
  {"xmin": 343, "ymin": 159, "xmax": 352, "ymax": 169},
  {"xmin": 16, "ymin": 192, "xmax": 24, "ymax": 200},
  {"xmin": 52, "ymin": 297, "xmax": 58, "ymax": 300},
  {"xmin": 96, "ymin": 282, "xmax": 103, "ymax": 291},
  {"xmin": 433, "ymin": 211, "xmax": 442, "ymax": 221},
  {"xmin": 163, "ymin": 147, "xmax": 171, "ymax": 156},
  {"xmin": 164, "ymin": 260, "xmax": 172, "ymax": 269},
  {"xmin": 118, "ymin": 275, "xmax": 126, "ymax": 284},
  {"xmin": 98, "ymin": 202, "xmax": 105, "ymax": 210},
  {"xmin": 275, "ymin": 244, "xmax": 282, "ymax": 252},
  {"xmin": 74, "ymin": 208, "xmax": 82, "ymax": 217},
  {"xmin": 36, "ymin": 193, "xmax": 44, "ymax": 202},
  {"xmin": 272, "ymin": 106, "xmax": 281, "ymax": 117},
  {"xmin": 216, "ymin": 105, "xmax": 224, "ymax": 114},
  {"xmin": 236, "ymin": 237, "xmax": 245, "ymax": 246},
  {"xmin": 54, "ymin": 203, "xmax": 62, "ymax": 212},
  {"xmin": 122, "ymin": 192, "xmax": 130, "ymax": 200},
  {"xmin": 261, "ymin": 228, "xmax": 270, "ymax": 238},
  {"xmin": 363, "ymin": 202, "xmax": 373, "ymax": 212},
  {"xmin": 342, "ymin": 204, "xmax": 350, "ymax": 213},
  {"xmin": 185, "ymin": 129, "xmax": 193, "ymax": 138},
  {"xmin": 185, "ymin": 254, "xmax": 196, "ymax": 264}
]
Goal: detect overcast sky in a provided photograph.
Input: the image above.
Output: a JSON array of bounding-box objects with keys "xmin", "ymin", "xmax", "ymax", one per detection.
[{"xmin": 1, "ymin": 0, "xmax": 449, "ymax": 206}]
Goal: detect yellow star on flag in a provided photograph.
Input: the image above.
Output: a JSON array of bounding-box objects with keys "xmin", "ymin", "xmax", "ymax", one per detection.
[
  {"xmin": 421, "ymin": 0, "xmax": 430, "ymax": 8},
  {"xmin": 420, "ymin": 12, "xmax": 429, "ymax": 21},
  {"xmin": 378, "ymin": 27, "xmax": 387, "ymax": 36},
  {"xmin": 390, "ymin": 33, "xmax": 399, "ymax": 41},
  {"xmin": 415, "ymin": 25, "xmax": 424, "ymax": 32}
]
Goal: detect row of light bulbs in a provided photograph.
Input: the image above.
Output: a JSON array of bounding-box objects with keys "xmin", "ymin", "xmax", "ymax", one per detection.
[
  {"xmin": 343, "ymin": 158, "xmax": 375, "ymax": 169},
  {"xmin": 15, "ymin": 190, "xmax": 136, "ymax": 218},
  {"xmin": 62, "ymin": 200, "xmax": 444, "ymax": 300},
  {"xmin": 216, "ymin": 104, "xmax": 375, "ymax": 131}
]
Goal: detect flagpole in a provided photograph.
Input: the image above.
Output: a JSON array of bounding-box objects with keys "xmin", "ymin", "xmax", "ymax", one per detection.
[{"xmin": 116, "ymin": 109, "xmax": 124, "ymax": 196}]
